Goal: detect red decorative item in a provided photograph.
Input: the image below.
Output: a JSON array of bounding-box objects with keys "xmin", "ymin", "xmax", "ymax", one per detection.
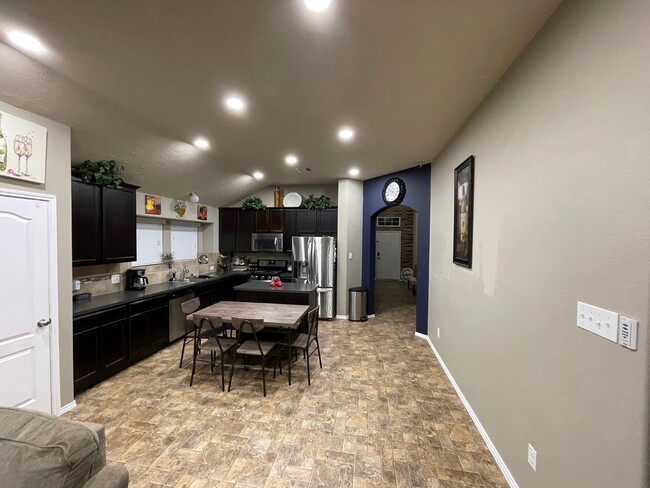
[{"xmin": 269, "ymin": 276, "xmax": 283, "ymax": 288}]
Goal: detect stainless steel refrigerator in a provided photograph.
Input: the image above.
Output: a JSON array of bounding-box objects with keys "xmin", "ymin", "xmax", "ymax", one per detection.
[{"xmin": 292, "ymin": 236, "xmax": 336, "ymax": 319}]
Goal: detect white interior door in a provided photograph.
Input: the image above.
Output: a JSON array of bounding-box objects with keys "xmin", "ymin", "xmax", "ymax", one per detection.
[
  {"xmin": 0, "ymin": 193, "xmax": 53, "ymax": 412},
  {"xmin": 376, "ymin": 231, "xmax": 401, "ymax": 280}
]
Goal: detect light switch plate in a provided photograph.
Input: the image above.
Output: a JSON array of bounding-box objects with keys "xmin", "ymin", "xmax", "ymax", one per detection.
[
  {"xmin": 577, "ymin": 302, "xmax": 618, "ymax": 342},
  {"xmin": 111, "ymin": 274, "xmax": 121, "ymax": 284}
]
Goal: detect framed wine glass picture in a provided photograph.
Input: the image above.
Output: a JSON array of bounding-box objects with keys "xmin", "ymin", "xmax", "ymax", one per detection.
[
  {"xmin": 453, "ymin": 155, "xmax": 475, "ymax": 268},
  {"xmin": 0, "ymin": 110, "xmax": 48, "ymax": 184}
]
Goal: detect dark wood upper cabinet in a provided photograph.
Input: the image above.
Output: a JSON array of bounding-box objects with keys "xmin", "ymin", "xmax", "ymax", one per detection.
[
  {"xmin": 218, "ymin": 208, "xmax": 237, "ymax": 254},
  {"xmin": 236, "ymin": 210, "xmax": 254, "ymax": 252},
  {"xmin": 318, "ymin": 208, "xmax": 338, "ymax": 235},
  {"xmin": 254, "ymin": 209, "xmax": 284, "ymax": 232},
  {"xmin": 296, "ymin": 209, "xmax": 318, "ymax": 234},
  {"xmin": 102, "ymin": 185, "xmax": 136, "ymax": 263},
  {"xmin": 72, "ymin": 177, "xmax": 138, "ymax": 266},
  {"xmin": 71, "ymin": 179, "xmax": 102, "ymax": 266},
  {"xmin": 283, "ymin": 210, "xmax": 297, "ymax": 252}
]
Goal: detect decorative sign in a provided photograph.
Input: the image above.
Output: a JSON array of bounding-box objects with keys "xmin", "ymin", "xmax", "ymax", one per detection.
[
  {"xmin": 0, "ymin": 110, "xmax": 48, "ymax": 184},
  {"xmin": 197, "ymin": 204, "xmax": 208, "ymax": 221},
  {"xmin": 144, "ymin": 194, "xmax": 162, "ymax": 215}
]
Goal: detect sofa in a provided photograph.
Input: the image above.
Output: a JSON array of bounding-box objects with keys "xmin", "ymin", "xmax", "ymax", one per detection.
[{"xmin": 0, "ymin": 407, "xmax": 128, "ymax": 488}]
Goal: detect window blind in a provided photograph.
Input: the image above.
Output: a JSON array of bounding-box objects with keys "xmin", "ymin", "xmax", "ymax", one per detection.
[
  {"xmin": 132, "ymin": 221, "xmax": 163, "ymax": 266},
  {"xmin": 170, "ymin": 224, "xmax": 198, "ymax": 261}
]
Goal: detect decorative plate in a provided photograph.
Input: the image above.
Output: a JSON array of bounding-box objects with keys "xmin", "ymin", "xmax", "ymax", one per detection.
[{"xmin": 283, "ymin": 192, "xmax": 303, "ymax": 208}]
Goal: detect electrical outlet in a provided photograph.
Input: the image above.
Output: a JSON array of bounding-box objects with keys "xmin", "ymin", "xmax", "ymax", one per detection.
[
  {"xmin": 437, "ymin": 327, "xmax": 440, "ymax": 338},
  {"xmin": 577, "ymin": 302, "xmax": 618, "ymax": 342},
  {"xmin": 111, "ymin": 274, "xmax": 121, "ymax": 284},
  {"xmin": 528, "ymin": 443, "xmax": 537, "ymax": 472},
  {"xmin": 209, "ymin": 265, "xmax": 215, "ymax": 271},
  {"xmin": 619, "ymin": 316, "xmax": 638, "ymax": 350},
  {"xmin": 348, "ymin": 252, "xmax": 353, "ymax": 260},
  {"xmin": 73, "ymin": 280, "xmax": 81, "ymax": 291}
]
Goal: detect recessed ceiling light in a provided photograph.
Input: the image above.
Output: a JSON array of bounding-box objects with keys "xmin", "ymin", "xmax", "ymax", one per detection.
[
  {"xmin": 285, "ymin": 154, "xmax": 299, "ymax": 166},
  {"xmin": 224, "ymin": 95, "xmax": 246, "ymax": 113},
  {"xmin": 7, "ymin": 30, "xmax": 45, "ymax": 53},
  {"xmin": 304, "ymin": 0, "xmax": 332, "ymax": 12},
  {"xmin": 193, "ymin": 137, "xmax": 210, "ymax": 150},
  {"xmin": 253, "ymin": 171, "xmax": 264, "ymax": 180},
  {"xmin": 348, "ymin": 168, "xmax": 360, "ymax": 177},
  {"xmin": 337, "ymin": 126, "xmax": 355, "ymax": 142}
]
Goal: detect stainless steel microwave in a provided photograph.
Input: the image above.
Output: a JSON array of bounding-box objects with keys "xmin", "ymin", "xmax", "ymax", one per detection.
[{"xmin": 251, "ymin": 233, "xmax": 283, "ymax": 252}]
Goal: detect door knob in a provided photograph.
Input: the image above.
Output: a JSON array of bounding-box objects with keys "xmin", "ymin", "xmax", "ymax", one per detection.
[{"xmin": 37, "ymin": 318, "xmax": 51, "ymax": 328}]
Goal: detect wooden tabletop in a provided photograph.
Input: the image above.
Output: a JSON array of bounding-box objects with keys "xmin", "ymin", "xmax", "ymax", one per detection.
[{"xmin": 193, "ymin": 301, "xmax": 310, "ymax": 329}]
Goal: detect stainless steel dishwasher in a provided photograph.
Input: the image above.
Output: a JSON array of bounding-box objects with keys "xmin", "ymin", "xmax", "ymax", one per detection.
[{"xmin": 169, "ymin": 289, "xmax": 195, "ymax": 342}]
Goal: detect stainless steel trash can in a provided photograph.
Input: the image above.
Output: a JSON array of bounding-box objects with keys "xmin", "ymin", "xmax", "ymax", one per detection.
[{"xmin": 348, "ymin": 287, "xmax": 368, "ymax": 322}]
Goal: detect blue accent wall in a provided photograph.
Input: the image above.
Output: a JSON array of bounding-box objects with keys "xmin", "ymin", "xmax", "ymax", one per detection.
[{"xmin": 362, "ymin": 164, "xmax": 431, "ymax": 334}]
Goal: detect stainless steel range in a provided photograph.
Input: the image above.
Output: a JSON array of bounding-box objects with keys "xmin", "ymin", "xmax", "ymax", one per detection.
[{"xmin": 247, "ymin": 259, "xmax": 292, "ymax": 282}]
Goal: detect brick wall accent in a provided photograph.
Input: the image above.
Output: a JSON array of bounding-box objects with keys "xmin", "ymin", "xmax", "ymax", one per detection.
[{"xmin": 376, "ymin": 206, "xmax": 415, "ymax": 271}]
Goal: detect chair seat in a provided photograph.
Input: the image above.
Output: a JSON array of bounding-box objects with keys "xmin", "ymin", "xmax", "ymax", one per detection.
[
  {"xmin": 199, "ymin": 337, "xmax": 238, "ymax": 355},
  {"xmin": 291, "ymin": 333, "xmax": 315, "ymax": 350},
  {"xmin": 236, "ymin": 340, "xmax": 277, "ymax": 356}
]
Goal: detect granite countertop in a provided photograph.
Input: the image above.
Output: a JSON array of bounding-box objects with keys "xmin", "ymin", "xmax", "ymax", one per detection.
[
  {"xmin": 73, "ymin": 271, "xmax": 247, "ymax": 317},
  {"xmin": 233, "ymin": 281, "xmax": 319, "ymax": 294}
]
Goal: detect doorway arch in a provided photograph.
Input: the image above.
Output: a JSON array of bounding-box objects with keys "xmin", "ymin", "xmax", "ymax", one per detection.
[{"xmin": 362, "ymin": 165, "xmax": 431, "ymax": 334}]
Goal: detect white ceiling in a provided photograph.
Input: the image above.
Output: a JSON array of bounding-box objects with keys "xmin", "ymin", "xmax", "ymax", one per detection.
[{"xmin": 0, "ymin": 0, "xmax": 561, "ymax": 206}]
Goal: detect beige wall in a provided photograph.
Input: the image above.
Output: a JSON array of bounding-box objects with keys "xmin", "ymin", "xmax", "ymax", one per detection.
[
  {"xmin": 0, "ymin": 100, "xmax": 73, "ymax": 408},
  {"xmin": 336, "ymin": 179, "xmax": 363, "ymax": 316},
  {"xmin": 427, "ymin": 0, "xmax": 650, "ymax": 487}
]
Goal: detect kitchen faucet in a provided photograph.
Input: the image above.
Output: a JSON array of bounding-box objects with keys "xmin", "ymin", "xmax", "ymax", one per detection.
[{"xmin": 178, "ymin": 264, "xmax": 190, "ymax": 281}]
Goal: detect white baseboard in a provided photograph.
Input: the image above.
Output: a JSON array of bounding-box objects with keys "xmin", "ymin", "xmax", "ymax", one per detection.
[
  {"xmin": 335, "ymin": 314, "xmax": 348, "ymax": 320},
  {"xmin": 414, "ymin": 332, "xmax": 519, "ymax": 488},
  {"xmin": 59, "ymin": 400, "xmax": 77, "ymax": 415}
]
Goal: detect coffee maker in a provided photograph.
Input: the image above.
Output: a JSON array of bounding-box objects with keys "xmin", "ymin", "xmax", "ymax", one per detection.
[{"xmin": 125, "ymin": 268, "xmax": 149, "ymax": 290}]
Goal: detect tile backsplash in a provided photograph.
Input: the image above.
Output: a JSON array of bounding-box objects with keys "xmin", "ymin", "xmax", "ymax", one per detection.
[{"xmin": 73, "ymin": 253, "xmax": 220, "ymax": 297}]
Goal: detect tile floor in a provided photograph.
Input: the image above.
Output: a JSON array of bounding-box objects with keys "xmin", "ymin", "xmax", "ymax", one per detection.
[{"xmin": 66, "ymin": 281, "xmax": 507, "ymax": 488}]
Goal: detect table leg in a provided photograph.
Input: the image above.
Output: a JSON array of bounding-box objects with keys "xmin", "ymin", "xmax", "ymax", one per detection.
[{"xmin": 287, "ymin": 328, "xmax": 292, "ymax": 385}]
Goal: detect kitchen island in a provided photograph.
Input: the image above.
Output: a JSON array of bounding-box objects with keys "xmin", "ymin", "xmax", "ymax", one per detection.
[{"xmin": 233, "ymin": 281, "xmax": 318, "ymax": 309}]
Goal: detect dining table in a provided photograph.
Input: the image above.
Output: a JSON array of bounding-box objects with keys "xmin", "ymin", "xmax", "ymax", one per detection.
[{"xmin": 192, "ymin": 300, "xmax": 310, "ymax": 385}]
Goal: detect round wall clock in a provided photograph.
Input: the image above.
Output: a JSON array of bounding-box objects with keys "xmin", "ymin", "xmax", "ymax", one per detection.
[{"xmin": 382, "ymin": 177, "xmax": 406, "ymax": 206}]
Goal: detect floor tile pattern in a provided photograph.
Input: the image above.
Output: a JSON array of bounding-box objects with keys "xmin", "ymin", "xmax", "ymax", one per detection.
[{"xmin": 66, "ymin": 281, "xmax": 507, "ymax": 487}]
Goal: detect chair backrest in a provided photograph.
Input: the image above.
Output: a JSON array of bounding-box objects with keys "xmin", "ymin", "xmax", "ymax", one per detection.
[
  {"xmin": 230, "ymin": 317, "xmax": 264, "ymax": 334},
  {"xmin": 306, "ymin": 306, "xmax": 320, "ymax": 340},
  {"xmin": 194, "ymin": 316, "xmax": 228, "ymax": 351},
  {"xmin": 181, "ymin": 297, "xmax": 200, "ymax": 315}
]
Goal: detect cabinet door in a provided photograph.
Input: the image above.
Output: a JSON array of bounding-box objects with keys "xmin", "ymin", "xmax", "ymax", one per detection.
[
  {"xmin": 102, "ymin": 186, "xmax": 137, "ymax": 263},
  {"xmin": 219, "ymin": 208, "xmax": 237, "ymax": 254},
  {"xmin": 254, "ymin": 210, "xmax": 270, "ymax": 232},
  {"xmin": 148, "ymin": 305, "xmax": 169, "ymax": 351},
  {"xmin": 296, "ymin": 210, "xmax": 318, "ymax": 234},
  {"xmin": 236, "ymin": 210, "xmax": 254, "ymax": 252},
  {"xmin": 268, "ymin": 210, "xmax": 284, "ymax": 232},
  {"xmin": 283, "ymin": 210, "xmax": 297, "ymax": 252},
  {"xmin": 72, "ymin": 180, "xmax": 102, "ymax": 266},
  {"xmin": 101, "ymin": 317, "xmax": 128, "ymax": 374},
  {"xmin": 73, "ymin": 327, "xmax": 101, "ymax": 394},
  {"xmin": 318, "ymin": 209, "xmax": 338, "ymax": 235},
  {"xmin": 128, "ymin": 311, "xmax": 149, "ymax": 362}
]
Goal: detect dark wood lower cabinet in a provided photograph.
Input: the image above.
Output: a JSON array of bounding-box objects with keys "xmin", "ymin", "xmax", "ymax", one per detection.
[{"xmin": 128, "ymin": 297, "xmax": 169, "ymax": 363}]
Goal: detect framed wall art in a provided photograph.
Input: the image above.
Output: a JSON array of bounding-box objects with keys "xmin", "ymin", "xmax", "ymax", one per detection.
[
  {"xmin": 144, "ymin": 194, "xmax": 162, "ymax": 215},
  {"xmin": 197, "ymin": 204, "xmax": 207, "ymax": 221},
  {"xmin": 0, "ymin": 110, "xmax": 48, "ymax": 184},
  {"xmin": 453, "ymin": 155, "xmax": 474, "ymax": 268}
]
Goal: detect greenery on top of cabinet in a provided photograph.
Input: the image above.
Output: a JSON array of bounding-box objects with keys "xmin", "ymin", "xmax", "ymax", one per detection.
[
  {"xmin": 304, "ymin": 194, "xmax": 333, "ymax": 209},
  {"xmin": 242, "ymin": 196, "xmax": 266, "ymax": 210},
  {"xmin": 77, "ymin": 160, "xmax": 124, "ymax": 186}
]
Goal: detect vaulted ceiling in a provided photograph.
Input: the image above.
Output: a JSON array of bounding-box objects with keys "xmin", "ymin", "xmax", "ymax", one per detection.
[{"xmin": 0, "ymin": 0, "xmax": 561, "ymax": 206}]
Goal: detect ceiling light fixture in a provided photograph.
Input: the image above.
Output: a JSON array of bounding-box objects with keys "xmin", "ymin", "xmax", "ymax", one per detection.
[
  {"xmin": 7, "ymin": 30, "xmax": 46, "ymax": 53},
  {"xmin": 224, "ymin": 95, "xmax": 246, "ymax": 113},
  {"xmin": 348, "ymin": 168, "xmax": 360, "ymax": 177},
  {"xmin": 337, "ymin": 126, "xmax": 355, "ymax": 142},
  {"xmin": 285, "ymin": 154, "xmax": 299, "ymax": 166},
  {"xmin": 252, "ymin": 171, "xmax": 264, "ymax": 180},
  {"xmin": 193, "ymin": 137, "xmax": 210, "ymax": 150},
  {"xmin": 189, "ymin": 192, "xmax": 200, "ymax": 203},
  {"xmin": 304, "ymin": 0, "xmax": 332, "ymax": 13}
]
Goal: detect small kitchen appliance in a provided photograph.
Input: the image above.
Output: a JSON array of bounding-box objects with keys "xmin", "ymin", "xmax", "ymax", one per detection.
[
  {"xmin": 251, "ymin": 233, "xmax": 284, "ymax": 252},
  {"xmin": 125, "ymin": 268, "xmax": 149, "ymax": 290}
]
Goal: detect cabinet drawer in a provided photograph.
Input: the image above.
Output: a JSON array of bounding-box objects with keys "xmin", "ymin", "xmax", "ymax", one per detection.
[
  {"xmin": 129, "ymin": 296, "xmax": 169, "ymax": 315},
  {"xmin": 74, "ymin": 306, "xmax": 127, "ymax": 334}
]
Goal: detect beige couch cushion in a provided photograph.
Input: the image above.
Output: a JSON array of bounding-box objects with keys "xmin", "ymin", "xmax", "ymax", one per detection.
[{"xmin": 0, "ymin": 408, "xmax": 102, "ymax": 488}]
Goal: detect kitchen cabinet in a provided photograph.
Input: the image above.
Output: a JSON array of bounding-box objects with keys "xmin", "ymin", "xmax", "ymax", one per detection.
[
  {"xmin": 195, "ymin": 280, "xmax": 228, "ymax": 309},
  {"xmin": 236, "ymin": 210, "xmax": 254, "ymax": 252},
  {"xmin": 73, "ymin": 306, "xmax": 128, "ymax": 395},
  {"xmin": 254, "ymin": 209, "xmax": 284, "ymax": 232},
  {"xmin": 219, "ymin": 208, "xmax": 237, "ymax": 254},
  {"xmin": 296, "ymin": 209, "xmax": 318, "ymax": 234},
  {"xmin": 295, "ymin": 208, "xmax": 338, "ymax": 235},
  {"xmin": 283, "ymin": 210, "xmax": 297, "ymax": 252},
  {"xmin": 318, "ymin": 208, "xmax": 338, "ymax": 235},
  {"xmin": 71, "ymin": 177, "xmax": 139, "ymax": 266},
  {"xmin": 128, "ymin": 296, "xmax": 169, "ymax": 363}
]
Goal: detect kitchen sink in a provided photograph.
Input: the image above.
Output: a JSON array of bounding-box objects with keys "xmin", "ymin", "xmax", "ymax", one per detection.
[{"xmin": 189, "ymin": 276, "xmax": 211, "ymax": 282}]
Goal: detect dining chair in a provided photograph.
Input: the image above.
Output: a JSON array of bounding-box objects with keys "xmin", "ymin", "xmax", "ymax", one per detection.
[
  {"xmin": 179, "ymin": 298, "xmax": 202, "ymax": 368},
  {"xmin": 228, "ymin": 318, "xmax": 282, "ymax": 397},
  {"xmin": 291, "ymin": 306, "xmax": 322, "ymax": 385},
  {"xmin": 190, "ymin": 316, "xmax": 238, "ymax": 390}
]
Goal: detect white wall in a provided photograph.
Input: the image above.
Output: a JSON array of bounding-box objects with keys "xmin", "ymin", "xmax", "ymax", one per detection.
[
  {"xmin": 0, "ymin": 99, "xmax": 73, "ymax": 408},
  {"xmin": 427, "ymin": 0, "xmax": 650, "ymax": 487},
  {"xmin": 336, "ymin": 179, "xmax": 363, "ymax": 316}
]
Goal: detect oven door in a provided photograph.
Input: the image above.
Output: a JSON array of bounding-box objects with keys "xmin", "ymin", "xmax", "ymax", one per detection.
[{"xmin": 251, "ymin": 233, "xmax": 283, "ymax": 252}]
